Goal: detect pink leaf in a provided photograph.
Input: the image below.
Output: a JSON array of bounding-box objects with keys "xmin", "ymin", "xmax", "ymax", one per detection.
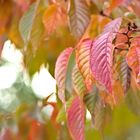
[
  {"xmin": 55, "ymin": 47, "xmax": 73, "ymax": 103},
  {"xmin": 67, "ymin": 96, "xmax": 85, "ymax": 140},
  {"xmin": 90, "ymin": 18, "xmax": 122, "ymax": 93},
  {"xmin": 102, "ymin": 17, "xmax": 122, "ymax": 35}
]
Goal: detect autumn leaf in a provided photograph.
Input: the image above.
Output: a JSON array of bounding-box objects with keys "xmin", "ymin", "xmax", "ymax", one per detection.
[
  {"xmin": 55, "ymin": 47, "xmax": 73, "ymax": 104},
  {"xmin": 126, "ymin": 38, "xmax": 140, "ymax": 86},
  {"xmin": 69, "ymin": 0, "xmax": 90, "ymax": 38},
  {"xmin": 72, "ymin": 65, "xmax": 87, "ymax": 96},
  {"xmin": 115, "ymin": 55, "xmax": 131, "ymax": 94},
  {"xmin": 76, "ymin": 38, "xmax": 93, "ymax": 91},
  {"xmin": 67, "ymin": 96, "xmax": 85, "ymax": 140},
  {"xmin": 90, "ymin": 18, "xmax": 122, "ymax": 93},
  {"xmin": 43, "ymin": 4, "xmax": 67, "ymax": 36},
  {"xmin": 84, "ymin": 85, "xmax": 99, "ymax": 122}
]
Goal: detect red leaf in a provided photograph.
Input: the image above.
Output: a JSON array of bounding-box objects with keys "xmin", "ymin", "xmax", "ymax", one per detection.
[
  {"xmin": 90, "ymin": 18, "xmax": 122, "ymax": 93},
  {"xmin": 67, "ymin": 96, "xmax": 85, "ymax": 140},
  {"xmin": 126, "ymin": 38, "xmax": 140, "ymax": 85},
  {"xmin": 76, "ymin": 38, "xmax": 93, "ymax": 91},
  {"xmin": 55, "ymin": 47, "xmax": 73, "ymax": 103}
]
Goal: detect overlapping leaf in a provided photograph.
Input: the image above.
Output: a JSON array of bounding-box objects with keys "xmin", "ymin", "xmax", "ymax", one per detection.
[
  {"xmin": 55, "ymin": 47, "xmax": 73, "ymax": 103},
  {"xmin": 76, "ymin": 38, "xmax": 93, "ymax": 91},
  {"xmin": 72, "ymin": 65, "xmax": 87, "ymax": 96},
  {"xmin": 67, "ymin": 96, "xmax": 85, "ymax": 140},
  {"xmin": 126, "ymin": 38, "xmax": 140, "ymax": 85},
  {"xmin": 90, "ymin": 18, "xmax": 122, "ymax": 93},
  {"xmin": 69, "ymin": 0, "xmax": 90, "ymax": 38},
  {"xmin": 43, "ymin": 4, "xmax": 67, "ymax": 36}
]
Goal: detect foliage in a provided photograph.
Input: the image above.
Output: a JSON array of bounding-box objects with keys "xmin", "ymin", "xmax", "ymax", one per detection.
[{"xmin": 1, "ymin": 0, "xmax": 140, "ymax": 140}]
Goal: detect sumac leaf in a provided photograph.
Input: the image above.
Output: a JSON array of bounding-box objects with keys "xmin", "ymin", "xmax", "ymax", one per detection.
[
  {"xmin": 90, "ymin": 18, "xmax": 122, "ymax": 93},
  {"xmin": 67, "ymin": 96, "xmax": 85, "ymax": 140},
  {"xmin": 69, "ymin": 0, "xmax": 90, "ymax": 38},
  {"xmin": 55, "ymin": 47, "xmax": 73, "ymax": 103},
  {"xmin": 76, "ymin": 38, "xmax": 93, "ymax": 91}
]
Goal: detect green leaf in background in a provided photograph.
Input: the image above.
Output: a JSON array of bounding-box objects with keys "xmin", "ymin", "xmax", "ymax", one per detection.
[
  {"xmin": 19, "ymin": 0, "xmax": 45, "ymax": 47},
  {"xmin": 126, "ymin": 88, "xmax": 140, "ymax": 116}
]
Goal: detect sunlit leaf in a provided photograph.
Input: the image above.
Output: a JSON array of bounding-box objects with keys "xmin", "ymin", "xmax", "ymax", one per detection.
[
  {"xmin": 69, "ymin": 0, "xmax": 90, "ymax": 38},
  {"xmin": 55, "ymin": 47, "xmax": 73, "ymax": 104},
  {"xmin": 67, "ymin": 96, "xmax": 85, "ymax": 140}
]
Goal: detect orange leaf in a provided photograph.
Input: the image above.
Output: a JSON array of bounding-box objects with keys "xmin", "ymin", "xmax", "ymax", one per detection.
[
  {"xmin": 126, "ymin": 37, "xmax": 140, "ymax": 86},
  {"xmin": 43, "ymin": 4, "xmax": 67, "ymax": 36}
]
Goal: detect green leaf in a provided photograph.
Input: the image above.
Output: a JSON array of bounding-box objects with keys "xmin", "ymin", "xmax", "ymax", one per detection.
[
  {"xmin": 65, "ymin": 50, "xmax": 76, "ymax": 101},
  {"xmin": 126, "ymin": 88, "xmax": 140, "ymax": 116},
  {"xmin": 94, "ymin": 101, "xmax": 111, "ymax": 132},
  {"xmin": 72, "ymin": 65, "xmax": 87, "ymax": 96},
  {"xmin": 84, "ymin": 86, "xmax": 99, "ymax": 120},
  {"xmin": 56, "ymin": 106, "xmax": 66, "ymax": 123},
  {"xmin": 19, "ymin": 3, "xmax": 36, "ymax": 43}
]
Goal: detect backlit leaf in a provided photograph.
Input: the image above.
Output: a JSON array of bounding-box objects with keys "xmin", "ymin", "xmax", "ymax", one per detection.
[
  {"xmin": 69, "ymin": 0, "xmax": 90, "ymax": 38},
  {"xmin": 76, "ymin": 38, "xmax": 93, "ymax": 91},
  {"xmin": 90, "ymin": 18, "xmax": 122, "ymax": 93},
  {"xmin": 67, "ymin": 96, "xmax": 85, "ymax": 140},
  {"xmin": 55, "ymin": 47, "xmax": 73, "ymax": 104}
]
